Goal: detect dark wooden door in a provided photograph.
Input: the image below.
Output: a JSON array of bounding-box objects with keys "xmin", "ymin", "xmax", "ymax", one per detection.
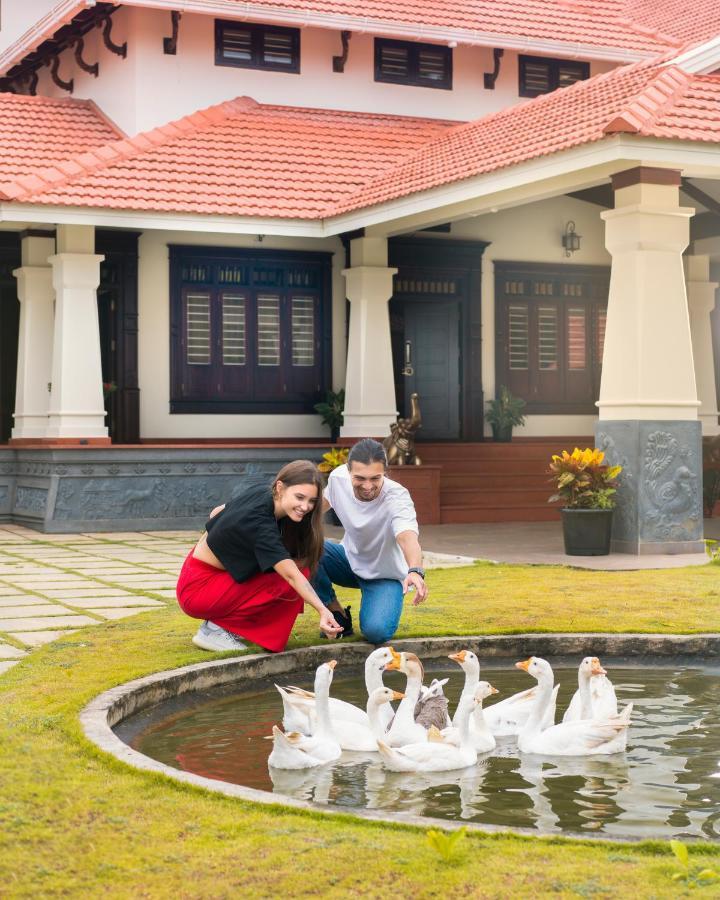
[{"xmin": 403, "ymin": 301, "xmax": 460, "ymax": 440}]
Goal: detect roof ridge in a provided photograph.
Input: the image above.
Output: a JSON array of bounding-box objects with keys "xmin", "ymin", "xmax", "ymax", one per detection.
[
  {"xmin": 603, "ymin": 64, "xmax": 693, "ymax": 134},
  {"xmin": 0, "ymin": 94, "xmax": 260, "ymax": 202}
]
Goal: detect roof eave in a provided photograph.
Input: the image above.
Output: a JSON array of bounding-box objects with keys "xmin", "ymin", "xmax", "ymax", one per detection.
[{"xmin": 670, "ymin": 35, "xmax": 720, "ymax": 73}]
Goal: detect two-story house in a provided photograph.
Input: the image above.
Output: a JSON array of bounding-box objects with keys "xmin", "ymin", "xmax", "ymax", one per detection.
[{"xmin": 0, "ymin": 0, "xmax": 718, "ymax": 553}]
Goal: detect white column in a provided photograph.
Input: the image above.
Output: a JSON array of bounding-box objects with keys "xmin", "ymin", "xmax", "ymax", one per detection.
[
  {"xmin": 340, "ymin": 237, "xmax": 398, "ymax": 438},
  {"xmin": 46, "ymin": 225, "xmax": 108, "ymax": 440},
  {"xmin": 11, "ymin": 232, "xmax": 55, "ymax": 439},
  {"xmin": 686, "ymin": 254, "xmax": 720, "ymax": 435},
  {"xmin": 598, "ymin": 176, "xmax": 698, "ymax": 420}
]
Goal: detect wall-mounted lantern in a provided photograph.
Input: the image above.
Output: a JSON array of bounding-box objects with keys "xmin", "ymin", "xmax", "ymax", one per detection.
[{"xmin": 562, "ymin": 220, "xmax": 581, "ymax": 257}]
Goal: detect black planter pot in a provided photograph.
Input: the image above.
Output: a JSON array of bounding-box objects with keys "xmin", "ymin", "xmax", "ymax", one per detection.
[
  {"xmin": 491, "ymin": 424, "xmax": 514, "ymax": 442},
  {"xmin": 561, "ymin": 508, "xmax": 614, "ymax": 556}
]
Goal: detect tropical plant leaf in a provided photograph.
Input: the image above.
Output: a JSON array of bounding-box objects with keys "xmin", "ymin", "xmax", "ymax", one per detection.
[
  {"xmin": 670, "ymin": 840, "xmax": 689, "ymax": 867},
  {"xmin": 425, "ymin": 827, "xmax": 467, "ymax": 862}
]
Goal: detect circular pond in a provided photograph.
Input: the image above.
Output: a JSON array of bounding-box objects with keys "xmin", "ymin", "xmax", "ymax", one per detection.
[{"xmin": 115, "ymin": 657, "xmax": 720, "ymax": 841}]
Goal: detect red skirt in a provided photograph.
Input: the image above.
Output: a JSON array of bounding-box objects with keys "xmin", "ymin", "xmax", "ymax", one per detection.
[{"xmin": 176, "ymin": 551, "xmax": 305, "ymax": 653}]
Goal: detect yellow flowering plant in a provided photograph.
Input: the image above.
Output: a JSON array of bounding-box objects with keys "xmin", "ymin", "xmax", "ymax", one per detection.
[
  {"xmin": 548, "ymin": 447, "xmax": 622, "ymax": 510},
  {"xmin": 318, "ymin": 447, "xmax": 349, "ymax": 475}
]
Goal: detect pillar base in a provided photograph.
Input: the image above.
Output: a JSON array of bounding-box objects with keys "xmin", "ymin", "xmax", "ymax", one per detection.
[
  {"xmin": 340, "ymin": 413, "xmax": 397, "ymax": 439},
  {"xmin": 595, "ymin": 419, "xmax": 704, "ymax": 555}
]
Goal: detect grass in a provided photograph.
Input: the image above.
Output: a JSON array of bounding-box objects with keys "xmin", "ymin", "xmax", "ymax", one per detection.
[{"xmin": 2, "ymin": 560, "xmax": 720, "ymax": 898}]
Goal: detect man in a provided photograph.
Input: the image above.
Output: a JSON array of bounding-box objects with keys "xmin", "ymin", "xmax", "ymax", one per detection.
[{"xmin": 314, "ymin": 438, "xmax": 428, "ymax": 644}]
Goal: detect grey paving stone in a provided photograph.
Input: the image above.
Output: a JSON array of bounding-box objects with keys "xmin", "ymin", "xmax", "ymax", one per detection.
[
  {"xmin": 0, "ymin": 660, "xmax": 19, "ymax": 674},
  {"xmin": 0, "ymin": 605, "xmax": 76, "ymax": 619},
  {"xmin": 0, "ymin": 615, "xmax": 97, "ymax": 630},
  {"xmin": 5, "ymin": 630, "xmax": 79, "ymax": 647},
  {"xmin": 0, "ymin": 643, "xmax": 28, "ymax": 659},
  {"xmin": 92, "ymin": 607, "xmax": 163, "ymax": 620},
  {"xmin": 64, "ymin": 596, "xmax": 164, "ymax": 609},
  {"xmin": 0, "ymin": 597, "xmax": 49, "ymax": 607},
  {"xmin": 39, "ymin": 588, "xmax": 131, "ymax": 599}
]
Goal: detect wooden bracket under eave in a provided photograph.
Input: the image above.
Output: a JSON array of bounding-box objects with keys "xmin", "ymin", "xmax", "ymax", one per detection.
[
  {"xmin": 163, "ymin": 11, "xmax": 182, "ymax": 55},
  {"xmin": 46, "ymin": 55, "xmax": 73, "ymax": 93},
  {"xmin": 98, "ymin": 14, "xmax": 127, "ymax": 58},
  {"xmin": 332, "ymin": 31, "xmax": 352, "ymax": 73},
  {"xmin": 483, "ymin": 48, "xmax": 504, "ymax": 90},
  {"xmin": 73, "ymin": 37, "xmax": 99, "ymax": 77}
]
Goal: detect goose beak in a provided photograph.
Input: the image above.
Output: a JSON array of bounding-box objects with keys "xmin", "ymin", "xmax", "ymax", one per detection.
[
  {"xmin": 385, "ymin": 648, "xmax": 403, "ymax": 671},
  {"xmin": 489, "ymin": 685, "xmax": 499, "ymax": 694},
  {"xmin": 515, "ymin": 658, "xmax": 531, "ymax": 672},
  {"xmin": 590, "ymin": 657, "xmax": 607, "ymax": 676},
  {"xmin": 448, "ymin": 650, "xmax": 466, "ymax": 663},
  {"xmin": 326, "ymin": 660, "xmax": 337, "ymax": 670},
  {"xmin": 391, "ymin": 690, "xmax": 405, "ymax": 700}
]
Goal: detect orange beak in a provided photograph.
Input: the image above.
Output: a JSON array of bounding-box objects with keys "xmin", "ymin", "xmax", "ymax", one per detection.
[
  {"xmin": 391, "ymin": 690, "xmax": 405, "ymax": 701},
  {"xmin": 385, "ymin": 648, "xmax": 403, "ymax": 671},
  {"xmin": 448, "ymin": 650, "xmax": 467, "ymax": 663},
  {"xmin": 590, "ymin": 657, "xmax": 607, "ymax": 676},
  {"xmin": 515, "ymin": 658, "xmax": 532, "ymax": 672},
  {"xmin": 489, "ymin": 685, "xmax": 499, "ymax": 694},
  {"xmin": 326, "ymin": 660, "xmax": 337, "ymax": 670}
]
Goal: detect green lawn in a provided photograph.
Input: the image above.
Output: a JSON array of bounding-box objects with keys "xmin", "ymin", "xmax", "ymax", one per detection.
[{"xmin": 1, "ymin": 561, "xmax": 719, "ymax": 898}]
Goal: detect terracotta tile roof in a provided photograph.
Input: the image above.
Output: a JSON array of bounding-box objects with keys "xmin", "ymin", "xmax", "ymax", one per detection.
[
  {"xmin": 0, "ymin": 98, "xmax": 455, "ymax": 217},
  {"xmin": 329, "ymin": 62, "xmax": 720, "ymax": 217},
  {"xmin": 0, "ymin": 92, "xmax": 123, "ymax": 181},
  {"xmin": 2, "ymin": 63, "xmax": 720, "ymax": 221}
]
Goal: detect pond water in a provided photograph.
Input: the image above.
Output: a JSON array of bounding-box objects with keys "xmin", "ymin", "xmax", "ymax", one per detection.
[{"xmin": 119, "ymin": 661, "xmax": 720, "ymax": 840}]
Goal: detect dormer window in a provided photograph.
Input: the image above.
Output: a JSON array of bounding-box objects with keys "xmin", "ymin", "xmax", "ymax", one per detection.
[
  {"xmin": 374, "ymin": 39, "xmax": 452, "ymax": 90},
  {"xmin": 519, "ymin": 55, "xmax": 589, "ymax": 97},
  {"xmin": 215, "ymin": 20, "xmax": 300, "ymax": 73}
]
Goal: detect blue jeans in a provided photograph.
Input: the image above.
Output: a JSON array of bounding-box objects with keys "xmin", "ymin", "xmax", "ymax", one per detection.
[{"xmin": 312, "ymin": 541, "xmax": 403, "ymax": 644}]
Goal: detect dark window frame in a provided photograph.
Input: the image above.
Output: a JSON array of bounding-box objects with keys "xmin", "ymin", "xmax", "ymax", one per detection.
[
  {"xmin": 519, "ymin": 54, "xmax": 590, "ymax": 98},
  {"xmin": 374, "ymin": 38, "xmax": 453, "ymax": 90},
  {"xmin": 214, "ymin": 19, "xmax": 301, "ymax": 73},
  {"xmin": 169, "ymin": 246, "xmax": 332, "ymax": 414}
]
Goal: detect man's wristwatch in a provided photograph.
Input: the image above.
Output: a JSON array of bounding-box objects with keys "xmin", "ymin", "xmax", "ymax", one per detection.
[{"xmin": 407, "ymin": 567, "xmax": 425, "ymax": 580}]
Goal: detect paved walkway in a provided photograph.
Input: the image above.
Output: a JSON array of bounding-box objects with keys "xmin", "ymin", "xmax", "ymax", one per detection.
[{"xmin": 1, "ymin": 518, "xmax": 716, "ymax": 675}]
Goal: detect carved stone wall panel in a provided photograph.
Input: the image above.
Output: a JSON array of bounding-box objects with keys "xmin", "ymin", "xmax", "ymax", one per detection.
[
  {"xmin": 595, "ymin": 420, "xmax": 703, "ymax": 555},
  {"xmin": 14, "ymin": 485, "xmax": 48, "ymax": 514}
]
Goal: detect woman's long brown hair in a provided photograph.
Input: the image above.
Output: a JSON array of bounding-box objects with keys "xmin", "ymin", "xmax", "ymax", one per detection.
[{"xmin": 271, "ymin": 460, "xmax": 325, "ymax": 575}]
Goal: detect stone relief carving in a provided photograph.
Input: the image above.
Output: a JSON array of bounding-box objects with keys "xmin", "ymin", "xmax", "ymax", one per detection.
[
  {"xmin": 14, "ymin": 486, "xmax": 48, "ymax": 513},
  {"xmin": 596, "ymin": 431, "xmax": 635, "ymax": 539},
  {"xmin": 0, "ymin": 486, "xmax": 9, "ymax": 505},
  {"xmin": 642, "ymin": 430, "xmax": 700, "ymax": 541}
]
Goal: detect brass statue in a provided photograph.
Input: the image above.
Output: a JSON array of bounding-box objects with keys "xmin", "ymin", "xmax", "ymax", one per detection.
[{"xmin": 383, "ymin": 393, "xmax": 422, "ymax": 466}]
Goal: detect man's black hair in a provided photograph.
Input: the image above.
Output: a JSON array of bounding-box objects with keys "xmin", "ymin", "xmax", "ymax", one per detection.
[{"xmin": 347, "ymin": 438, "xmax": 387, "ymax": 469}]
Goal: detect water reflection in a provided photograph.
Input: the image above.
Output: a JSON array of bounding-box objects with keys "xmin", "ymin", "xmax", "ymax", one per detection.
[{"xmin": 128, "ymin": 664, "xmax": 720, "ymax": 840}]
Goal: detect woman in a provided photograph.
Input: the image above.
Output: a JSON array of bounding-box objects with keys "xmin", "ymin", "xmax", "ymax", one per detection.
[{"xmin": 177, "ymin": 460, "xmax": 343, "ymax": 652}]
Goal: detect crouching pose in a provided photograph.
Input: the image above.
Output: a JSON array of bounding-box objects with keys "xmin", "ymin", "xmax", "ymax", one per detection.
[{"xmin": 176, "ymin": 460, "xmax": 342, "ymax": 652}]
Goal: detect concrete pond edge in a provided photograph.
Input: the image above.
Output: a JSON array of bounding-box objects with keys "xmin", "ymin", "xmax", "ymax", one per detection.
[{"xmin": 80, "ymin": 633, "xmax": 720, "ymax": 844}]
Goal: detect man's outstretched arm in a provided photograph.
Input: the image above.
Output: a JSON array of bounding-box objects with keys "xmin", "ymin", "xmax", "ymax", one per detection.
[{"xmin": 397, "ymin": 530, "xmax": 428, "ymax": 604}]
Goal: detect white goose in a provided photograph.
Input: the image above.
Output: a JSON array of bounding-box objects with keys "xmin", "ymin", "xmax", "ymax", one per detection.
[
  {"xmin": 268, "ymin": 661, "xmax": 341, "ymax": 769},
  {"xmin": 516, "ymin": 657, "xmax": 633, "ymax": 756},
  {"xmin": 276, "ymin": 646, "xmax": 397, "ymax": 733},
  {"xmin": 384, "ymin": 650, "xmax": 429, "ymax": 746},
  {"xmin": 334, "ymin": 686, "xmax": 405, "ymax": 751},
  {"xmin": 563, "ymin": 656, "xmax": 619, "ymax": 722},
  {"xmin": 449, "ymin": 648, "xmax": 557, "ymax": 737},
  {"xmin": 441, "ymin": 680, "xmax": 499, "ymax": 753},
  {"xmin": 377, "ymin": 684, "xmax": 483, "ymax": 773}
]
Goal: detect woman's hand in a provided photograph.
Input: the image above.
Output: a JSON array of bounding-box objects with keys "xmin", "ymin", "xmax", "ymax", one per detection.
[{"xmin": 319, "ymin": 608, "xmax": 343, "ymax": 640}]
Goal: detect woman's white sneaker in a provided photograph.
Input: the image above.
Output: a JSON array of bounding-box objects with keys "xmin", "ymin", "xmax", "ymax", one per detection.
[{"xmin": 192, "ymin": 620, "xmax": 247, "ymax": 652}]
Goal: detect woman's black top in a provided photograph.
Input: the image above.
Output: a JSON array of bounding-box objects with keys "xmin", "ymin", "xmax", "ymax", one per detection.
[{"xmin": 205, "ymin": 482, "xmax": 290, "ymax": 582}]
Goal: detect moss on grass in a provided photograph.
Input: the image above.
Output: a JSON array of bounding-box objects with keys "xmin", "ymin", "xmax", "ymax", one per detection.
[{"xmin": 1, "ymin": 562, "xmax": 719, "ymax": 898}]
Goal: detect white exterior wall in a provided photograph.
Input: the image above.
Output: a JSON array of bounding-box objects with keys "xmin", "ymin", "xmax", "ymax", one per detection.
[
  {"xmin": 137, "ymin": 230, "xmax": 346, "ymax": 439},
  {"xmin": 0, "ymin": 0, "xmax": 58, "ymax": 54},
  {"xmin": 32, "ymin": 8, "xmax": 616, "ymax": 135},
  {"xmin": 451, "ymin": 195, "xmax": 611, "ymax": 437}
]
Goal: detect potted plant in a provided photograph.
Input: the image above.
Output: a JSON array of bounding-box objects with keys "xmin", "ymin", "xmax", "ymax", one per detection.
[
  {"xmin": 314, "ymin": 389, "xmax": 345, "ymax": 443},
  {"xmin": 548, "ymin": 447, "xmax": 622, "ymax": 556},
  {"xmin": 318, "ymin": 447, "xmax": 348, "ymax": 526},
  {"xmin": 485, "ymin": 386, "xmax": 526, "ymax": 442}
]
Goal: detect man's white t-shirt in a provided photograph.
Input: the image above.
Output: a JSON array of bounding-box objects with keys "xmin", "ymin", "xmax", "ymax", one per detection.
[{"xmin": 325, "ymin": 464, "xmax": 419, "ymax": 582}]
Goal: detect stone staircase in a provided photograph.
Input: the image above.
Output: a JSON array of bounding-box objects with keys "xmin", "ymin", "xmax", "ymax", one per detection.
[{"xmin": 418, "ymin": 438, "xmax": 593, "ymax": 524}]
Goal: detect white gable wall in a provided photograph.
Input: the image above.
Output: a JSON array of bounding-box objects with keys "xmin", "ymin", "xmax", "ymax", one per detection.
[{"xmin": 31, "ymin": 7, "xmax": 616, "ymax": 135}]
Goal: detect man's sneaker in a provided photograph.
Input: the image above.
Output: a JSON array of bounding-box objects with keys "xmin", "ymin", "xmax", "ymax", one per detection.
[
  {"xmin": 321, "ymin": 604, "xmax": 354, "ymax": 639},
  {"xmin": 192, "ymin": 620, "xmax": 247, "ymax": 652}
]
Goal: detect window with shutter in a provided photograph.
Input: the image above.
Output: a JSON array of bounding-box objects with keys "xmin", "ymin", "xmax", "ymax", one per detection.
[
  {"xmin": 496, "ymin": 264, "xmax": 608, "ymax": 413},
  {"xmin": 171, "ymin": 248, "xmax": 331, "ymax": 413},
  {"xmin": 519, "ymin": 55, "xmax": 589, "ymax": 97},
  {"xmin": 215, "ymin": 20, "xmax": 300, "ymax": 73},
  {"xmin": 375, "ymin": 39, "xmax": 452, "ymax": 89}
]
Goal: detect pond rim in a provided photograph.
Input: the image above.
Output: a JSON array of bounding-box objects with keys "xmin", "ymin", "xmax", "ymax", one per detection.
[{"xmin": 80, "ymin": 633, "xmax": 720, "ymax": 845}]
